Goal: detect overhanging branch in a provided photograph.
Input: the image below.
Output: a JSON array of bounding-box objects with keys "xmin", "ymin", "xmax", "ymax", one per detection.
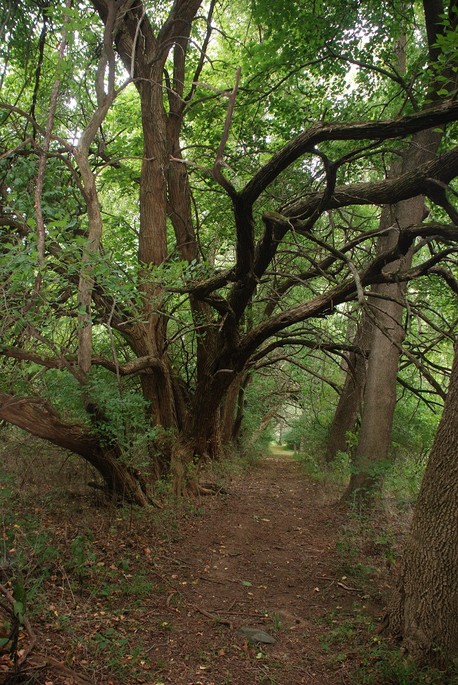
[{"xmin": 241, "ymin": 100, "xmax": 458, "ymax": 204}]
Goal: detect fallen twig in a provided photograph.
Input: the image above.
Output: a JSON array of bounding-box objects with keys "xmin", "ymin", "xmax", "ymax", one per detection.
[
  {"xmin": 29, "ymin": 654, "xmax": 92, "ymax": 685},
  {"xmin": 192, "ymin": 604, "xmax": 234, "ymax": 629},
  {"xmin": 196, "ymin": 482, "xmax": 231, "ymax": 496},
  {"xmin": 166, "ymin": 591, "xmax": 178, "ymax": 607},
  {"xmin": 337, "ymin": 581, "xmax": 362, "ymax": 593},
  {"xmin": 198, "ymin": 575, "xmax": 226, "ymax": 584}
]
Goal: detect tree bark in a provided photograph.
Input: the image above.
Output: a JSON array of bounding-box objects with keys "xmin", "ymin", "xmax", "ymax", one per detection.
[
  {"xmin": 325, "ymin": 315, "xmax": 371, "ymax": 462},
  {"xmin": 220, "ymin": 378, "xmax": 241, "ymax": 445},
  {"xmin": 246, "ymin": 407, "xmax": 277, "ymax": 448},
  {"xmin": 170, "ymin": 368, "xmax": 237, "ymax": 494},
  {"xmin": 388, "ymin": 337, "xmax": 458, "ymax": 667},
  {"xmin": 231, "ymin": 377, "xmax": 249, "ymax": 444},
  {"xmin": 94, "ymin": 1, "xmax": 214, "ymax": 486},
  {"xmin": 341, "ymin": 0, "xmax": 455, "ymax": 501},
  {"xmin": 220, "ymin": 372, "xmax": 250, "ymax": 445}
]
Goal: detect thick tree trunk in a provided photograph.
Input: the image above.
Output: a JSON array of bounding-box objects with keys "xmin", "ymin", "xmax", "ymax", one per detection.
[
  {"xmin": 343, "ymin": 232, "xmax": 408, "ymax": 502},
  {"xmin": 128, "ymin": 38, "xmax": 218, "ymax": 486},
  {"xmin": 136, "ymin": 79, "xmax": 177, "ymax": 421},
  {"xmin": 388, "ymin": 338, "xmax": 458, "ymax": 667},
  {"xmin": 170, "ymin": 370, "xmax": 235, "ymax": 494},
  {"xmin": 0, "ymin": 393, "xmax": 151, "ymax": 506}
]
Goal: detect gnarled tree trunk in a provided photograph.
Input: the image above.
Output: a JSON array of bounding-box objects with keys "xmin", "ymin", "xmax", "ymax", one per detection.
[
  {"xmin": 0, "ymin": 393, "xmax": 151, "ymax": 506},
  {"xmin": 388, "ymin": 337, "xmax": 458, "ymax": 667}
]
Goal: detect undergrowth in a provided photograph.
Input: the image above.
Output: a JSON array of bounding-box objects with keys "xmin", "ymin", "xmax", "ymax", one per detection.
[{"xmin": 0, "ymin": 432, "xmax": 211, "ymax": 682}]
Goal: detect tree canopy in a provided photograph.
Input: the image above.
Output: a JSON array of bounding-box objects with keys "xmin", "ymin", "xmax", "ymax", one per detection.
[{"xmin": 0, "ymin": 0, "xmax": 457, "ymax": 502}]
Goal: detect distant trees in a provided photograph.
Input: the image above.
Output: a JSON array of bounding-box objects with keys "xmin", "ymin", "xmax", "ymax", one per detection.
[{"xmin": 0, "ymin": 0, "xmax": 457, "ymax": 502}]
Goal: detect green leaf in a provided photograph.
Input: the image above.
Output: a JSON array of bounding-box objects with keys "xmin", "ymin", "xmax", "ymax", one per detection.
[
  {"xmin": 13, "ymin": 600, "xmax": 24, "ymax": 624},
  {"xmin": 12, "ymin": 578, "xmax": 26, "ymax": 623}
]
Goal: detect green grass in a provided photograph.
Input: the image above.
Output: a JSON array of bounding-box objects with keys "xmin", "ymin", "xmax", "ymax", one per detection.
[{"xmin": 268, "ymin": 443, "xmax": 295, "ymax": 458}]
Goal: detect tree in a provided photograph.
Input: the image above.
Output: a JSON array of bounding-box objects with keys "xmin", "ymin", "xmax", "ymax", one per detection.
[
  {"xmin": 388, "ymin": 336, "xmax": 458, "ymax": 667},
  {"xmin": 331, "ymin": 0, "xmax": 458, "ymax": 502},
  {"xmin": 342, "ymin": 127, "xmax": 443, "ymax": 503},
  {"xmin": 0, "ymin": 0, "xmax": 457, "ymax": 501}
]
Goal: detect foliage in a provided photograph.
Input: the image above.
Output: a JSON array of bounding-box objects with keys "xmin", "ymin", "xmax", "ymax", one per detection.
[{"xmin": 0, "ymin": 0, "xmax": 456, "ymax": 508}]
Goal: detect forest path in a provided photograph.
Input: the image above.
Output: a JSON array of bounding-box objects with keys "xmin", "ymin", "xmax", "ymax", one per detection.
[
  {"xmin": 139, "ymin": 453, "xmax": 371, "ymax": 685},
  {"xmin": 15, "ymin": 448, "xmax": 388, "ymax": 685}
]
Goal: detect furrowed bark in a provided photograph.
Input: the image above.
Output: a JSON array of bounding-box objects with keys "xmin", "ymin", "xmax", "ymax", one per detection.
[{"xmin": 388, "ymin": 337, "xmax": 458, "ymax": 666}]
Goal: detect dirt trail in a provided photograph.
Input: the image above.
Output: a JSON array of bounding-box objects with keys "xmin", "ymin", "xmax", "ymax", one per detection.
[
  {"xmin": 142, "ymin": 455, "xmax": 361, "ymax": 685},
  {"xmin": 5, "ymin": 448, "xmax": 386, "ymax": 685}
]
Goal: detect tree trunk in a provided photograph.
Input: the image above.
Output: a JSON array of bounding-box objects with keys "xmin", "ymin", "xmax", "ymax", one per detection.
[
  {"xmin": 231, "ymin": 378, "xmax": 248, "ymax": 444},
  {"xmin": 246, "ymin": 407, "xmax": 277, "ymax": 448},
  {"xmin": 0, "ymin": 393, "xmax": 151, "ymax": 505},
  {"xmin": 325, "ymin": 314, "xmax": 371, "ymax": 462},
  {"xmin": 220, "ymin": 372, "xmax": 250, "ymax": 445},
  {"xmin": 220, "ymin": 378, "xmax": 241, "ymax": 444},
  {"xmin": 170, "ymin": 369, "xmax": 236, "ymax": 494},
  {"xmin": 388, "ymin": 338, "xmax": 458, "ymax": 667}
]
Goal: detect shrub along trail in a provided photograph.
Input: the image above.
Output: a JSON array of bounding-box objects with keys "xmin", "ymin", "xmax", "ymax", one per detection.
[{"xmin": 7, "ymin": 449, "xmax": 390, "ymax": 685}]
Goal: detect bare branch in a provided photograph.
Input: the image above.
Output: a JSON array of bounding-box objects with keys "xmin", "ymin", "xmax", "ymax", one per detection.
[
  {"xmin": 396, "ymin": 376, "xmax": 443, "ymax": 412},
  {"xmin": 428, "ymin": 266, "xmax": 458, "ymax": 293},
  {"xmin": 130, "ymin": 5, "xmax": 146, "ymax": 78},
  {"xmin": 212, "ymin": 67, "xmax": 241, "ymax": 194},
  {"xmin": 184, "ymin": 0, "xmax": 217, "ymax": 106},
  {"xmin": 34, "ymin": 0, "xmax": 71, "ymax": 289}
]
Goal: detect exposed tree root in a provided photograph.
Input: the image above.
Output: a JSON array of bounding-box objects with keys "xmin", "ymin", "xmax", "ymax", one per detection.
[{"xmin": 195, "ymin": 481, "xmax": 231, "ymax": 496}]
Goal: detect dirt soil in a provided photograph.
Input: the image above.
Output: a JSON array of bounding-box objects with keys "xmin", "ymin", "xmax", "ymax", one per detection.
[{"xmin": 1, "ymin": 448, "xmax": 392, "ymax": 685}]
